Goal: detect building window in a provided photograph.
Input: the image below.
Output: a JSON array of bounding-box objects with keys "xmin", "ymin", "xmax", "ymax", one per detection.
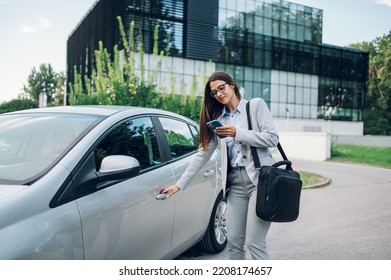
[{"xmin": 125, "ymin": 0, "xmax": 184, "ymax": 56}]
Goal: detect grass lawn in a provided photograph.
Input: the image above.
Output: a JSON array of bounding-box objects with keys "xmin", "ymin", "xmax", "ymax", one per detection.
[
  {"xmin": 297, "ymin": 144, "xmax": 390, "ymax": 187},
  {"xmin": 299, "ymin": 171, "xmax": 325, "ymax": 186},
  {"xmin": 331, "ymin": 144, "xmax": 391, "ymax": 168}
]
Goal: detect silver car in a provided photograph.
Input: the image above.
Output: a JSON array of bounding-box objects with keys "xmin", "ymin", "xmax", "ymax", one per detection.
[{"xmin": 0, "ymin": 106, "xmax": 227, "ymax": 259}]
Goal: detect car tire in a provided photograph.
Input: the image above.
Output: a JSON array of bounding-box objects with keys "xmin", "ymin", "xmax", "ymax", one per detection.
[{"xmin": 199, "ymin": 192, "xmax": 227, "ymax": 253}]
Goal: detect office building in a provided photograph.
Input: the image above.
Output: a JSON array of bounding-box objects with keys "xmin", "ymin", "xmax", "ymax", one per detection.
[{"xmin": 67, "ymin": 0, "xmax": 368, "ymax": 135}]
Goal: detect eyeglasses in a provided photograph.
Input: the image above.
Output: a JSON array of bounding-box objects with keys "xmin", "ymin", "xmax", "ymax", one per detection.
[{"xmin": 210, "ymin": 82, "xmax": 228, "ymax": 98}]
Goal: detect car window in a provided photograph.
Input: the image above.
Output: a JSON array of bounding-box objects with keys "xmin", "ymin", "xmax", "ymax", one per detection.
[
  {"xmin": 94, "ymin": 117, "xmax": 161, "ymax": 171},
  {"xmin": 159, "ymin": 117, "xmax": 198, "ymax": 159},
  {"xmin": 189, "ymin": 125, "xmax": 200, "ymax": 147}
]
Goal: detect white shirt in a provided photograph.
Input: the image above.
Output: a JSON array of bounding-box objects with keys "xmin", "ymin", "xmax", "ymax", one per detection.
[{"xmin": 221, "ymin": 98, "xmax": 246, "ymax": 168}]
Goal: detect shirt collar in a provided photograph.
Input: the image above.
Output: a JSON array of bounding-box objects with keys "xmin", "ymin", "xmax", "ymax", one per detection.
[
  {"xmin": 237, "ymin": 98, "xmax": 246, "ymax": 113},
  {"xmin": 222, "ymin": 98, "xmax": 246, "ymax": 116},
  {"xmin": 222, "ymin": 106, "xmax": 230, "ymax": 117}
]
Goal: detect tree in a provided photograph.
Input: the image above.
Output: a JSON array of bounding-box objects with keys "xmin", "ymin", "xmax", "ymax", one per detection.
[
  {"xmin": 68, "ymin": 17, "xmax": 204, "ymax": 122},
  {"xmin": 52, "ymin": 71, "xmax": 66, "ymax": 106},
  {"xmin": 22, "ymin": 63, "xmax": 64, "ymax": 106},
  {"xmin": 349, "ymin": 31, "xmax": 391, "ymax": 135},
  {"xmin": 0, "ymin": 99, "xmax": 38, "ymax": 114}
]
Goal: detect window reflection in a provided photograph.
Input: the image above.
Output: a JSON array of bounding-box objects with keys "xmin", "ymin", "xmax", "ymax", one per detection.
[
  {"xmin": 95, "ymin": 117, "xmax": 161, "ymax": 171},
  {"xmin": 125, "ymin": 0, "xmax": 184, "ymax": 56},
  {"xmin": 159, "ymin": 118, "xmax": 197, "ymax": 159}
]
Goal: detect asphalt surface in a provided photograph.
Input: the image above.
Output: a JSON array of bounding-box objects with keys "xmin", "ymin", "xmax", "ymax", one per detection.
[{"xmin": 177, "ymin": 159, "xmax": 391, "ymax": 260}]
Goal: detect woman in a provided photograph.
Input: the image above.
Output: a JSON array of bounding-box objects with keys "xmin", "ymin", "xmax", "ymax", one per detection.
[{"xmin": 163, "ymin": 71, "xmax": 279, "ymax": 259}]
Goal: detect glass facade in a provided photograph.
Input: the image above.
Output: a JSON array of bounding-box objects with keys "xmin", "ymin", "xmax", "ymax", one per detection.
[
  {"xmin": 218, "ymin": 0, "xmax": 322, "ymax": 43},
  {"xmin": 124, "ymin": 0, "xmax": 185, "ymax": 56},
  {"xmin": 215, "ymin": 0, "xmax": 367, "ymax": 121},
  {"xmin": 67, "ymin": 0, "xmax": 368, "ymax": 122}
]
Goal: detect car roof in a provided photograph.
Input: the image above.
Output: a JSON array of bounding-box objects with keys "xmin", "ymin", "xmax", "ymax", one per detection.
[
  {"xmin": 3, "ymin": 105, "xmax": 197, "ymax": 124},
  {"xmin": 5, "ymin": 105, "xmax": 172, "ymax": 116},
  {"xmin": 28, "ymin": 105, "xmax": 132, "ymax": 116}
]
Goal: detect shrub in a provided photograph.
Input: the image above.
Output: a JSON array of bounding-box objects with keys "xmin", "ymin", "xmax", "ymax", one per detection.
[{"xmin": 0, "ymin": 99, "xmax": 38, "ymax": 114}]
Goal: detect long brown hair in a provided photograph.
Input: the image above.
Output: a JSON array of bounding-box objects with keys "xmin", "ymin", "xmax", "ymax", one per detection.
[{"xmin": 199, "ymin": 71, "xmax": 241, "ymax": 152}]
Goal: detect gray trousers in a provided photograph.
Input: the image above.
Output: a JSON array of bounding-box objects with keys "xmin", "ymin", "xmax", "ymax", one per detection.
[{"xmin": 226, "ymin": 167, "xmax": 271, "ymax": 260}]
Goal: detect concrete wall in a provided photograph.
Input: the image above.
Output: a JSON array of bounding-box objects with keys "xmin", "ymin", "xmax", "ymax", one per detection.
[
  {"xmin": 274, "ymin": 132, "xmax": 331, "ymax": 161},
  {"xmin": 332, "ymin": 135, "xmax": 391, "ymax": 147},
  {"xmin": 272, "ymin": 133, "xmax": 390, "ymax": 162},
  {"xmin": 274, "ymin": 118, "xmax": 363, "ymax": 136}
]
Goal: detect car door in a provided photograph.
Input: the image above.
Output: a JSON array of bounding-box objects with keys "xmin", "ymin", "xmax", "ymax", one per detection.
[
  {"xmin": 74, "ymin": 116, "xmax": 176, "ymax": 259},
  {"xmin": 157, "ymin": 117, "xmax": 219, "ymax": 252}
]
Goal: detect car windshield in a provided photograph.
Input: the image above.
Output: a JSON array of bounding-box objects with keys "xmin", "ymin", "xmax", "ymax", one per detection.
[{"xmin": 0, "ymin": 112, "xmax": 103, "ymax": 185}]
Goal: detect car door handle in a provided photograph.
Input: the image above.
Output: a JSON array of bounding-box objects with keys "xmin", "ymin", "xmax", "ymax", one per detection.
[
  {"xmin": 156, "ymin": 193, "xmax": 169, "ymax": 200},
  {"xmin": 204, "ymin": 169, "xmax": 215, "ymax": 177}
]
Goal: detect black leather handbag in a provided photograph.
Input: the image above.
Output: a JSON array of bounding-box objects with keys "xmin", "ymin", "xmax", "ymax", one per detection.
[{"xmin": 246, "ymin": 101, "xmax": 302, "ymax": 222}]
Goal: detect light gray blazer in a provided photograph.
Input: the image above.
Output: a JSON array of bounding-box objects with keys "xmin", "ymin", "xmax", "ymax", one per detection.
[{"xmin": 176, "ymin": 98, "xmax": 279, "ymax": 196}]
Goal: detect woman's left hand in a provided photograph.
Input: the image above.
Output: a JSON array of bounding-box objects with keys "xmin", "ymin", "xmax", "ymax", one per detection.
[{"xmin": 214, "ymin": 125, "xmax": 236, "ymax": 138}]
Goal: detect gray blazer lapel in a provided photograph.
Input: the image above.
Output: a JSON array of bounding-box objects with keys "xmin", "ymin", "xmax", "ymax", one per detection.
[{"xmin": 218, "ymin": 138, "xmax": 228, "ymax": 197}]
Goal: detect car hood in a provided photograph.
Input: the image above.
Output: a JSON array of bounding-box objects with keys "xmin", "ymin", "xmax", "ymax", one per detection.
[{"xmin": 0, "ymin": 185, "xmax": 29, "ymax": 201}]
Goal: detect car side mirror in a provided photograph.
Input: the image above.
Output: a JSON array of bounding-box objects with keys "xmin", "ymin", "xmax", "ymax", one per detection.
[
  {"xmin": 98, "ymin": 155, "xmax": 140, "ymax": 180},
  {"xmin": 100, "ymin": 155, "xmax": 139, "ymax": 172}
]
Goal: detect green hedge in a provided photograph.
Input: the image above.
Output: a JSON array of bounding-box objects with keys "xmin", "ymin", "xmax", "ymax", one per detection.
[{"xmin": 0, "ymin": 99, "xmax": 38, "ymax": 114}]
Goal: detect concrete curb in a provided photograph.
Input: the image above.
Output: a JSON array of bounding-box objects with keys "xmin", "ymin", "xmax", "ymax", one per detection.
[{"xmin": 302, "ymin": 177, "xmax": 332, "ymax": 189}]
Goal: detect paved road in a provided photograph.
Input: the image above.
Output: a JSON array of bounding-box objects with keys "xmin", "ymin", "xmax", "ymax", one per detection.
[{"xmin": 178, "ymin": 159, "xmax": 391, "ymax": 260}]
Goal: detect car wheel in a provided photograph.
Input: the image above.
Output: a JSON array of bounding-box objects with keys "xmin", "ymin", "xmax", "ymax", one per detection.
[{"xmin": 199, "ymin": 192, "xmax": 227, "ymax": 253}]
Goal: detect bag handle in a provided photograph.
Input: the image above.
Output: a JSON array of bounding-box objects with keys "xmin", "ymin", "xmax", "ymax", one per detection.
[
  {"xmin": 246, "ymin": 100, "xmax": 291, "ymax": 170},
  {"xmin": 272, "ymin": 160, "xmax": 292, "ymax": 169}
]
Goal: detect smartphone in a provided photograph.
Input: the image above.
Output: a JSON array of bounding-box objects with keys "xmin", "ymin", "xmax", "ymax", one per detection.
[{"xmin": 206, "ymin": 120, "xmax": 226, "ymax": 138}]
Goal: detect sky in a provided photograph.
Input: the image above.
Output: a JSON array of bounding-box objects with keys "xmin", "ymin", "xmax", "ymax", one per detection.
[{"xmin": 0, "ymin": 0, "xmax": 390, "ymax": 103}]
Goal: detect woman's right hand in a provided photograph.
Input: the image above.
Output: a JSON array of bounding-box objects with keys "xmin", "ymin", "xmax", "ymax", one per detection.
[{"xmin": 162, "ymin": 184, "xmax": 180, "ymax": 198}]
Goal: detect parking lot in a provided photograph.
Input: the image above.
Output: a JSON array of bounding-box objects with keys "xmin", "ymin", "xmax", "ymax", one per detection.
[{"xmin": 178, "ymin": 159, "xmax": 391, "ymax": 260}]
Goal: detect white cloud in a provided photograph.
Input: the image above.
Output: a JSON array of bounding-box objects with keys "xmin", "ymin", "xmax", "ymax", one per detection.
[
  {"xmin": 37, "ymin": 15, "xmax": 53, "ymax": 29},
  {"xmin": 20, "ymin": 26, "xmax": 37, "ymax": 33},
  {"xmin": 374, "ymin": 0, "xmax": 391, "ymax": 7},
  {"xmin": 0, "ymin": 0, "xmax": 8, "ymax": 4},
  {"xmin": 20, "ymin": 15, "xmax": 52, "ymax": 33}
]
